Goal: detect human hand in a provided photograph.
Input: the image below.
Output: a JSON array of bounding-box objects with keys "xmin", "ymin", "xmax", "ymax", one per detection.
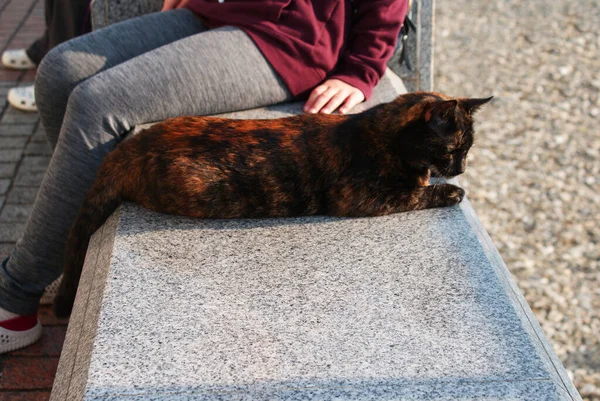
[
  {"xmin": 162, "ymin": 0, "xmax": 189, "ymax": 11},
  {"xmin": 303, "ymin": 79, "xmax": 365, "ymax": 115}
]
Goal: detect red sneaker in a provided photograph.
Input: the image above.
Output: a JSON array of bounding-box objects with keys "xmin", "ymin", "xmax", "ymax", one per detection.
[{"xmin": 0, "ymin": 313, "xmax": 42, "ymax": 354}]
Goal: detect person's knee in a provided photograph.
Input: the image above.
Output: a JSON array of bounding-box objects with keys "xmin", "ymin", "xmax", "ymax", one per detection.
[
  {"xmin": 62, "ymin": 79, "xmax": 125, "ymax": 146},
  {"xmin": 64, "ymin": 80, "xmax": 105, "ymax": 123},
  {"xmin": 35, "ymin": 39, "xmax": 106, "ymax": 107},
  {"xmin": 54, "ymin": 81, "xmax": 108, "ymax": 151},
  {"xmin": 34, "ymin": 44, "xmax": 79, "ymax": 109}
]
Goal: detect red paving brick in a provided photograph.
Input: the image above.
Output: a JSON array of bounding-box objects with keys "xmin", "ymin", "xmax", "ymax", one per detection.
[
  {"xmin": 0, "ymin": 391, "xmax": 50, "ymax": 401},
  {"xmin": 9, "ymin": 326, "xmax": 66, "ymax": 357},
  {"xmin": 0, "ymin": 0, "xmax": 62, "ymax": 397},
  {"xmin": 0, "ymin": 69, "xmax": 22, "ymax": 81},
  {"xmin": 37, "ymin": 305, "xmax": 69, "ymax": 327},
  {"xmin": 0, "ymin": 0, "xmax": 43, "ymax": 53},
  {"xmin": 0, "ymin": 357, "xmax": 59, "ymax": 390},
  {"xmin": 4, "ymin": 40, "xmax": 33, "ymax": 48},
  {"xmin": 20, "ymin": 69, "xmax": 36, "ymax": 83}
]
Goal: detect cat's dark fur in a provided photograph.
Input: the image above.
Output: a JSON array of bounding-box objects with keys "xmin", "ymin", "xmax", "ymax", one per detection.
[{"xmin": 53, "ymin": 92, "xmax": 492, "ymax": 317}]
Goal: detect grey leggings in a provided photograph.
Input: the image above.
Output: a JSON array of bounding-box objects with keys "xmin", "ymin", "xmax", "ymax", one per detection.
[{"xmin": 0, "ymin": 9, "xmax": 291, "ymax": 315}]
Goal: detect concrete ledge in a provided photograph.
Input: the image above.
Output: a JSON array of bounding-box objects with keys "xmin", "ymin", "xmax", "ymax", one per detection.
[
  {"xmin": 52, "ymin": 199, "xmax": 581, "ymax": 400},
  {"xmin": 50, "ymin": 211, "xmax": 120, "ymax": 401}
]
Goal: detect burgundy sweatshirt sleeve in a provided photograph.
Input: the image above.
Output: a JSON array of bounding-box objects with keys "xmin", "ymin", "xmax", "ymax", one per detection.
[{"xmin": 330, "ymin": 0, "xmax": 408, "ymax": 100}]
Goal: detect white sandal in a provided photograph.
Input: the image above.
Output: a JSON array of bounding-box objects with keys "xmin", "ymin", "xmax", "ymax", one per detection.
[
  {"xmin": 7, "ymin": 85, "xmax": 38, "ymax": 112},
  {"xmin": 1, "ymin": 49, "xmax": 36, "ymax": 70}
]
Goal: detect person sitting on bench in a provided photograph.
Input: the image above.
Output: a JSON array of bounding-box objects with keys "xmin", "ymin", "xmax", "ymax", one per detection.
[{"xmin": 0, "ymin": 0, "xmax": 408, "ymax": 354}]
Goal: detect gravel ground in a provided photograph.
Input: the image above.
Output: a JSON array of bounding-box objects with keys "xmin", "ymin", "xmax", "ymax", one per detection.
[{"xmin": 434, "ymin": 0, "xmax": 600, "ymax": 399}]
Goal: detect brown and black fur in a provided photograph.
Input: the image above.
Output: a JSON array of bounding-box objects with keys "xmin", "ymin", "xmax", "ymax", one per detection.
[{"xmin": 53, "ymin": 92, "xmax": 492, "ymax": 317}]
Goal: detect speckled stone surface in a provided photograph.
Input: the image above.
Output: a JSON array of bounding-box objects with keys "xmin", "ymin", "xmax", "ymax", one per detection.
[
  {"xmin": 388, "ymin": 0, "xmax": 434, "ymax": 93},
  {"xmin": 419, "ymin": 0, "xmax": 435, "ymax": 91},
  {"xmin": 50, "ymin": 210, "xmax": 121, "ymax": 401},
  {"xmin": 53, "ymin": 199, "xmax": 580, "ymax": 401},
  {"xmin": 90, "ymin": 0, "xmax": 162, "ymax": 30}
]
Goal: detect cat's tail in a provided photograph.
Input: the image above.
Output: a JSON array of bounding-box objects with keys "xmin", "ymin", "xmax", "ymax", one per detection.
[{"xmin": 53, "ymin": 175, "xmax": 122, "ymax": 318}]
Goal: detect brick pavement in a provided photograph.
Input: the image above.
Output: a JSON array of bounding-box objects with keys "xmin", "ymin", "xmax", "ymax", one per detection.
[{"xmin": 0, "ymin": 1, "xmax": 68, "ymax": 400}]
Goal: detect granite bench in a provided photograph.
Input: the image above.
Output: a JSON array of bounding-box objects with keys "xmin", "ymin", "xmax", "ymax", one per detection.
[{"xmin": 49, "ymin": 1, "xmax": 582, "ymax": 400}]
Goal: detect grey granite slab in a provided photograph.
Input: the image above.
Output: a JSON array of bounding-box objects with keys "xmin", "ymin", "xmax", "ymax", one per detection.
[
  {"xmin": 387, "ymin": 0, "xmax": 434, "ymax": 93},
  {"xmin": 419, "ymin": 0, "xmax": 435, "ymax": 91},
  {"xmin": 51, "ymin": 197, "xmax": 581, "ymax": 401},
  {"xmin": 51, "ymin": 210, "xmax": 121, "ymax": 401},
  {"xmin": 90, "ymin": 0, "xmax": 162, "ymax": 30}
]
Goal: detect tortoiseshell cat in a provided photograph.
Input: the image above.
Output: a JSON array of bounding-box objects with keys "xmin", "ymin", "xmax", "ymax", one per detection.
[{"xmin": 53, "ymin": 92, "xmax": 492, "ymax": 317}]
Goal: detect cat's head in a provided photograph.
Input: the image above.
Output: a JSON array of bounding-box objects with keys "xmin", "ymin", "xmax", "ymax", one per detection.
[{"xmin": 393, "ymin": 93, "xmax": 493, "ymax": 177}]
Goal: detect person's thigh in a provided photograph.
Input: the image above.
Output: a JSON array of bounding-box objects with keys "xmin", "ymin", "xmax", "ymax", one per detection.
[
  {"xmin": 1, "ymin": 24, "xmax": 290, "ymax": 315},
  {"xmin": 35, "ymin": 8, "xmax": 207, "ymax": 149},
  {"xmin": 79, "ymin": 26, "xmax": 291, "ymax": 125}
]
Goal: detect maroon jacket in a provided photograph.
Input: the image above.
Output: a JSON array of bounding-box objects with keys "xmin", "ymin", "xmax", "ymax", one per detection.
[{"xmin": 185, "ymin": 0, "xmax": 408, "ymax": 99}]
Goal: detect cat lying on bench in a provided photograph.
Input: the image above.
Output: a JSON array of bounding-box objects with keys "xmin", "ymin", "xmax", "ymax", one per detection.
[{"xmin": 54, "ymin": 92, "xmax": 492, "ymax": 317}]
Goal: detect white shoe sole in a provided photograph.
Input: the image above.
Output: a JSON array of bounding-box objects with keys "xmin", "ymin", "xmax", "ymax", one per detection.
[
  {"xmin": 0, "ymin": 319, "xmax": 42, "ymax": 354},
  {"xmin": 7, "ymin": 87, "xmax": 38, "ymax": 112},
  {"xmin": 1, "ymin": 49, "xmax": 36, "ymax": 70}
]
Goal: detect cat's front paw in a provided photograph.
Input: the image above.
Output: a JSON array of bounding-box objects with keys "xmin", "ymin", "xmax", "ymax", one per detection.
[{"xmin": 443, "ymin": 185, "xmax": 465, "ymax": 206}]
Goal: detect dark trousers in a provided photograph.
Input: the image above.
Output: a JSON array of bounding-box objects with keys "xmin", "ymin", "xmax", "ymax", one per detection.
[{"xmin": 26, "ymin": 0, "xmax": 91, "ymax": 65}]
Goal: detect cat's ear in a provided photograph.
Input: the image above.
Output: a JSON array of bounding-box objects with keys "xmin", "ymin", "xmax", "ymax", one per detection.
[
  {"xmin": 427, "ymin": 100, "xmax": 458, "ymax": 126},
  {"xmin": 462, "ymin": 96, "xmax": 493, "ymax": 114},
  {"xmin": 425, "ymin": 100, "xmax": 458, "ymax": 130}
]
